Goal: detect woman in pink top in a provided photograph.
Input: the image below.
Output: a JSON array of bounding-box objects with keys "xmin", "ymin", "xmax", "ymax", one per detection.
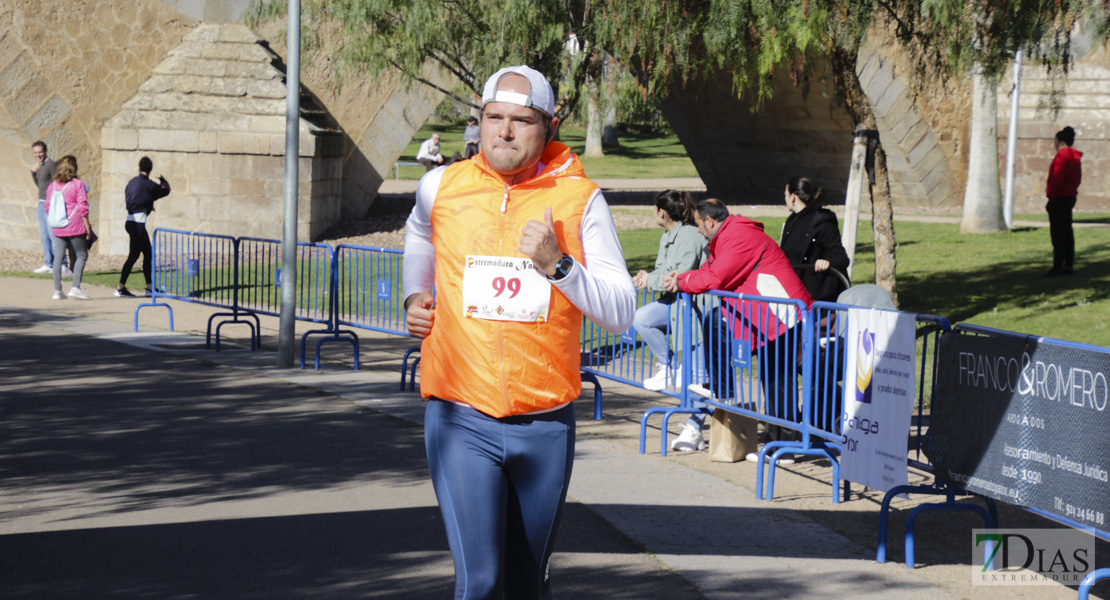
[{"xmin": 45, "ymin": 155, "xmax": 92, "ymax": 300}]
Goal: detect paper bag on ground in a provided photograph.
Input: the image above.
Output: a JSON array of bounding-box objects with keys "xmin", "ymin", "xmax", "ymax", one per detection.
[{"xmin": 708, "ymin": 409, "xmax": 758, "ymax": 462}]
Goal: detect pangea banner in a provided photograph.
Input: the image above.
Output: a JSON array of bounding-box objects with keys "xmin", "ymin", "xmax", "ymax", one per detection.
[
  {"xmin": 841, "ymin": 308, "xmax": 917, "ymax": 492},
  {"xmin": 924, "ymin": 332, "xmax": 1110, "ymax": 529}
]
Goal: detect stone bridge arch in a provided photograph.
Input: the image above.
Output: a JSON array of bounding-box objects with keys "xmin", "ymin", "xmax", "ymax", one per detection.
[
  {"xmin": 0, "ymin": 0, "xmax": 446, "ymax": 256},
  {"xmin": 660, "ymin": 45, "xmax": 959, "ymax": 212}
]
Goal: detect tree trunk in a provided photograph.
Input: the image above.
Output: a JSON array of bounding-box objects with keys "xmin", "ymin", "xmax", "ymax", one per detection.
[
  {"xmin": 959, "ymin": 65, "xmax": 1006, "ymax": 233},
  {"xmin": 830, "ymin": 47, "xmax": 898, "ymax": 305},
  {"xmin": 602, "ymin": 102, "xmax": 619, "ymax": 147},
  {"xmin": 585, "ymin": 79, "xmax": 604, "ymax": 157}
]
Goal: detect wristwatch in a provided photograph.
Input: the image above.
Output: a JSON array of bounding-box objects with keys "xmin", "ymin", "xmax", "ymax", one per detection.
[{"xmin": 548, "ymin": 254, "xmax": 575, "ymax": 281}]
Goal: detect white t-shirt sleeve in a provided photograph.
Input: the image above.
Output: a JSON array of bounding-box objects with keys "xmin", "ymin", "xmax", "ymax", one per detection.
[
  {"xmin": 402, "ymin": 169, "xmax": 444, "ymax": 300},
  {"xmin": 551, "ymin": 189, "xmax": 636, "ymax": 334}
]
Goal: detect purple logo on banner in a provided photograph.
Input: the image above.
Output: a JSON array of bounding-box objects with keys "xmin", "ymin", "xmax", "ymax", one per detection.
[{"xmin": 855, "ymin": 329, "xmax": 876, "ymax": 404}]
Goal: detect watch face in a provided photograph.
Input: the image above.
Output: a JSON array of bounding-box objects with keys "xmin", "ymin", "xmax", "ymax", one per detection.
[{"xmin": 559, "ymin": 256, "xmax": 573, "ymax": 273}]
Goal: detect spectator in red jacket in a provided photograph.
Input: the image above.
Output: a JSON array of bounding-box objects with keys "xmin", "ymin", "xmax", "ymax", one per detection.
[
  {"xmin": 1045, "ymin": 126, "xmax": 1082, "ymax": 276},
  {"xmin": 663, "ymin": 198, "xmax": 813, "ymax": 457}
]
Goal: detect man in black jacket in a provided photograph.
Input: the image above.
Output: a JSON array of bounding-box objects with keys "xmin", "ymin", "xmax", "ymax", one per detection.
[{"xmin": 115, "ymin": 156, "xmax": 171, "ymax": 298}]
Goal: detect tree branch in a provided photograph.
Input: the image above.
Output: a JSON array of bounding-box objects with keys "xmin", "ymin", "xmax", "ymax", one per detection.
[
  {"xmin": 875, "ymin": 0, "xmax": 915, "ymax": 40},
  {"xmin": 389, "ymin": 59, "xmax": 481, "ymax": 110}
]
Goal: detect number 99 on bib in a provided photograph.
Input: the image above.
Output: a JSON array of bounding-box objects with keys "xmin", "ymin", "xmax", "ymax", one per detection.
[{"xmin": 461, "ymin": 255, "xmax": 552, "ymax": 322}]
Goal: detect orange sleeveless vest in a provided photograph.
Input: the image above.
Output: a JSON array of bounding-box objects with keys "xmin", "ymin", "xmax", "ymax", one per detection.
[{"xmin": 420, "ymin": 142, "xmax": 597, "ymax": 418}]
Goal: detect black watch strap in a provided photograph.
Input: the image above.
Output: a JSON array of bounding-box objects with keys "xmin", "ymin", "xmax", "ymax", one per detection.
[{"xmin": 548, "ymin": 254, "xmax": 574, "ymax": 281}]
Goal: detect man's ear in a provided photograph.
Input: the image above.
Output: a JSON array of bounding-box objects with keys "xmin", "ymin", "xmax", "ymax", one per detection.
[{"xmin": 547, "ymin": 117, "xmax": 560, "ymax": 142}]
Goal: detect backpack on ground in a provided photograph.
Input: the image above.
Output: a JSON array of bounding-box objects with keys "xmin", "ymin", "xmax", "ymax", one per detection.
[{"xmin": 46, "ymin": 182, "xmax": 70, "ymax": 228}]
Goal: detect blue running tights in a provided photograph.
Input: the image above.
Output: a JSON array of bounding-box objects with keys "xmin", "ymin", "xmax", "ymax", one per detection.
[{"xmin": 424, "ymin": 399, "xmax": 575, "ymax": 600}]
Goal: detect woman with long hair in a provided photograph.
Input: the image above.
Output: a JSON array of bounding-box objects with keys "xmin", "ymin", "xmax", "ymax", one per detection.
[
  {"xmin": 45, "ymin": 155, "xmax": 92, "ymax": 300},
  {"xmin": 630, "ymin": 190, "xmax": 708, "ymax": 449},
  {"xmin": 780, "ymin": 176, "xmax": 850, "ymax": 302}
]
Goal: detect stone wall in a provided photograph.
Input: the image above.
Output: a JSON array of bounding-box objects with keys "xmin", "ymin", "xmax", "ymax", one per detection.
[
  {"xmin": 661, "ymin": 24, "xmax": 1110, "ymax": 214},
  {"xmin": 251, "ymin": 19, "xmax": 449, "ymax": 219},
  {"xmin": 660, "ymin": 68, "xmax": 857, "ymax": 206},
  {"xmin": 0, "ymin": 0, "xmax": 195, "ymax": 252},
  {"xmin": 2, "ymin": 0, "xmax": 445, "ymax": 258},
  {"xmin": 99, "ymin": 24, "xmax": 344, "ymax": 254},
  {"xmin": 1000, "ymin": 48, "xmax": 1110, "ymax": 214}
]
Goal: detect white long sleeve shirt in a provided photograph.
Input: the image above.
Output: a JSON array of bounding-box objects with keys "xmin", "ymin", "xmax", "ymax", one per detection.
[
  {"xmin": 403, "ymin": 168, "xmax": 635, "ymax": 334},
  {"xmin": 416, "ymin": 138, "xmax": 443, "ymax": 162}
]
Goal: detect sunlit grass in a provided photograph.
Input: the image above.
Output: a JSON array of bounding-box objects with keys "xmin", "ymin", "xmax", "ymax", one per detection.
[
  {"xmin": 397, "ymin": 121, "xmax": 698, "ymax": 180},
  {"xmin": 619, "ymin": 218, "xmax": 1110, "ymax": 347}
]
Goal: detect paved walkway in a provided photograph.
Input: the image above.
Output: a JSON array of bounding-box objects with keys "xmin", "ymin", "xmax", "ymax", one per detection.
[{"xmin": 1, "ymin": 275, "xmax": 1102, "ymax": 599}]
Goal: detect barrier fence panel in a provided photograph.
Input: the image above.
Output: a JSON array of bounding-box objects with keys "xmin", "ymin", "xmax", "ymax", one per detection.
[
  {"xmin": 237, "ymin": 237, "xmax": 334, "ymax": 323},
  {"xmin": 135, "ymin": 228, "xmax": 253, "ymax": 347},
  {"xmin": 581, "ymin": 289, "xmax": 690, "ymax": 422},
  {"xmin": 808, "ymin": 303, "xmax": 983, "ymax": 517},
  {"xmin": 635, "ymin": 292, "xmax": 820, "ymax": 480},
  {"xmin": 581, "ymin": 288, "xmax": 666, "ymax": 390},
  {"xmin": 332, "ymin": 244, "xmax": 416, "ymax": 378},
  {"xmin": 903, "ymin": 322, "xmax": 1110, "ymax": 575},
  {"xmin": 236, "ymin": 237, "xmax": 345, "ymax": 366},
  {"xmin": 333, "ymin": 245, "xmax": 408, "ymax": 335}
]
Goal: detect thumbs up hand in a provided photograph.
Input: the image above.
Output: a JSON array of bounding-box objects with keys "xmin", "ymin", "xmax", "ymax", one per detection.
[{"xmin": 520, "ymin": 207, "xmax": 564, "ymax": 277}]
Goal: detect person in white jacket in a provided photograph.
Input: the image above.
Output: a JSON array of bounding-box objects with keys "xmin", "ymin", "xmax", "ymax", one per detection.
[{"xmin": 416, "ymin": 133, "xmax": 445, "ymax": 171}]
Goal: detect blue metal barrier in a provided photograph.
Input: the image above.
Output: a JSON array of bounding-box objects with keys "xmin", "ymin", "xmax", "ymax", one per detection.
[
  {"xmin": 892, "ymin": 322, "xmax": 1109, "ymax": 580},
  {"xmin": 235, "ymin": 237, "xmax": 345, "ymax": 365},
  {"xmin": 867, "ymin": 312, "xmax": 1000, "ymax": 567},
  {"xmin": 635, "ymin": 292, "xmax": 818, "ymax": 481},
  {"xmin": 580, "ymin": 289, "xmax": 692, "ymax": 423},
  {"xmin": 332, "ymin": 244, "xmax": 414, "ymax": 376},
  {"xmin": 135, "ymin": 228, "xmax": 259, "ymax": 349}
]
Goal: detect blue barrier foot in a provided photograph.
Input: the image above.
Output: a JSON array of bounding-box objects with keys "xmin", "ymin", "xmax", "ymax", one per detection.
[
  {"xmin": 408, "ymin": 357, "xmax": 421, "ymax": 392},
  {"xmin": 876, "ymin": 484, "xmax": 938, "ymax": 563},
  {"xmin": 904, "ymin": 497, "xmax": 994, "ymax": 569},
  {"xmin": 1079, "ymin": 568, "xmax": 1110, "ymax": 600},
  {"xmin": 401, "ymin": 347, "xmax": 421, "ymax": 391},
  {"xmin": 134, "ymin": 302, "xmax": 173, "ymax": 332},
  {"xmin": 580, "ymin": 371, "xmax": 603, "ymax": 420}
]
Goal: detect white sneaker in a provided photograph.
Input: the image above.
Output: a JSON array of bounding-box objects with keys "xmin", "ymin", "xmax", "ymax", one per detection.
[
  {"xmin": 34, "ymin": 264, "xmax": 52, "ymax": 274},
  {"xmin": 746, "ymin": 451, "xmax": 796, "ymax": 465},
  {"xmin": 643, "ymin": 363, "xmax": 671, "ymax": 391},
  {"xmin": 687, "ymin": 383, "xmax": 713, "ymax": 399},
  {"xmin": 62, "ymin": 266, "xmax": 73, "ymax": 278},
  {"xmin": 67, "ymin": 287, "xmax": 91, "ymax": 300},
  {"xmin": 51, "ymin": 291, "xmax": 65, "ymax": 300},
  {"xmin": 671, "ymin": 423, "xmax": 707, "ymax": 452}
]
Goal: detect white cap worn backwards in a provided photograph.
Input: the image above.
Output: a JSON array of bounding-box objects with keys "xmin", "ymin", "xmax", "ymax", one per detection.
[{"xmin": 481, "ymin": 66, "xmax": 555, "ymax": 118}]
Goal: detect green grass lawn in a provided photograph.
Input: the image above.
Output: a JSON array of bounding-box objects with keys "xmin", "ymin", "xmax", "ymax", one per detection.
[
  {"xmin": 397, "ymin": 121, "xmax": 699, "ymax": 180},
  {"xmin": 619, "ymin": 218, "xmax": 1110, "ymax": 348}
]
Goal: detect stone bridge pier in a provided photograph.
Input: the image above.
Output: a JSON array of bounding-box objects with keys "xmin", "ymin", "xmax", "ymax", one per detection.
[{"xmin": 3, "ymin": 1, "xmax": 1109, "ymax": 261}]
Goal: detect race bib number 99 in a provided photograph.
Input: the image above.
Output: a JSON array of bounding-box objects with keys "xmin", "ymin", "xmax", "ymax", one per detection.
[{"xmin": 462, "ymin": 255, "xmax": 552, "ymax": 322}]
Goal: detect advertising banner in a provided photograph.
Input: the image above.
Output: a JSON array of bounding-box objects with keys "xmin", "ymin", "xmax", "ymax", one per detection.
[
  {"xmin": 841, "ymin": 308, "xmax": 917, "ymax": 491},
  {"xmin": 924, "ymin": 332, "xmax": 1110, "ymax": 528}
]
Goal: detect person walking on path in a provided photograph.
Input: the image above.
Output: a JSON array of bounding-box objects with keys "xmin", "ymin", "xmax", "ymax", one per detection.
[
  {"xmin": 664, "ymin": 198, "xmax": 813, "ymax": 461},
  {"xmin": 1045, "ymin": 126, "xmax": 1082, "ymax": 276},
  {"xmin": 30, "ymin": 141, "xmax": 69, "ymax": 276},
  {"xmin": 416, "ymin": 133, "xmax": 445, "ymax": 171},
  {"xmin": 629, "ymin": 190, "xmax": 707, "ymax": 399},
  {"xmin": 116, "ymin": 156, "xmax": 171, "ymax": 298},
  {"xmin": 45, "ymin": 155, "xmax": 92, "ymax": 300},
  {"xmin": 403, "ymin": 65, "xmax": 635, "ymax": 599},
  {"xmin": 780, "ymin": 176, "xmax": 850, "ymax": 302}
]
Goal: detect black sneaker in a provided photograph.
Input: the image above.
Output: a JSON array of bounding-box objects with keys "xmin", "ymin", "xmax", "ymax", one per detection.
[
  {"xmin": 142, "ymin": 289, "xmax": 153, "ymax": 298},
  {"xmin": 114, "ymin": 287, "xmax": 136, "ymax": 298}
]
